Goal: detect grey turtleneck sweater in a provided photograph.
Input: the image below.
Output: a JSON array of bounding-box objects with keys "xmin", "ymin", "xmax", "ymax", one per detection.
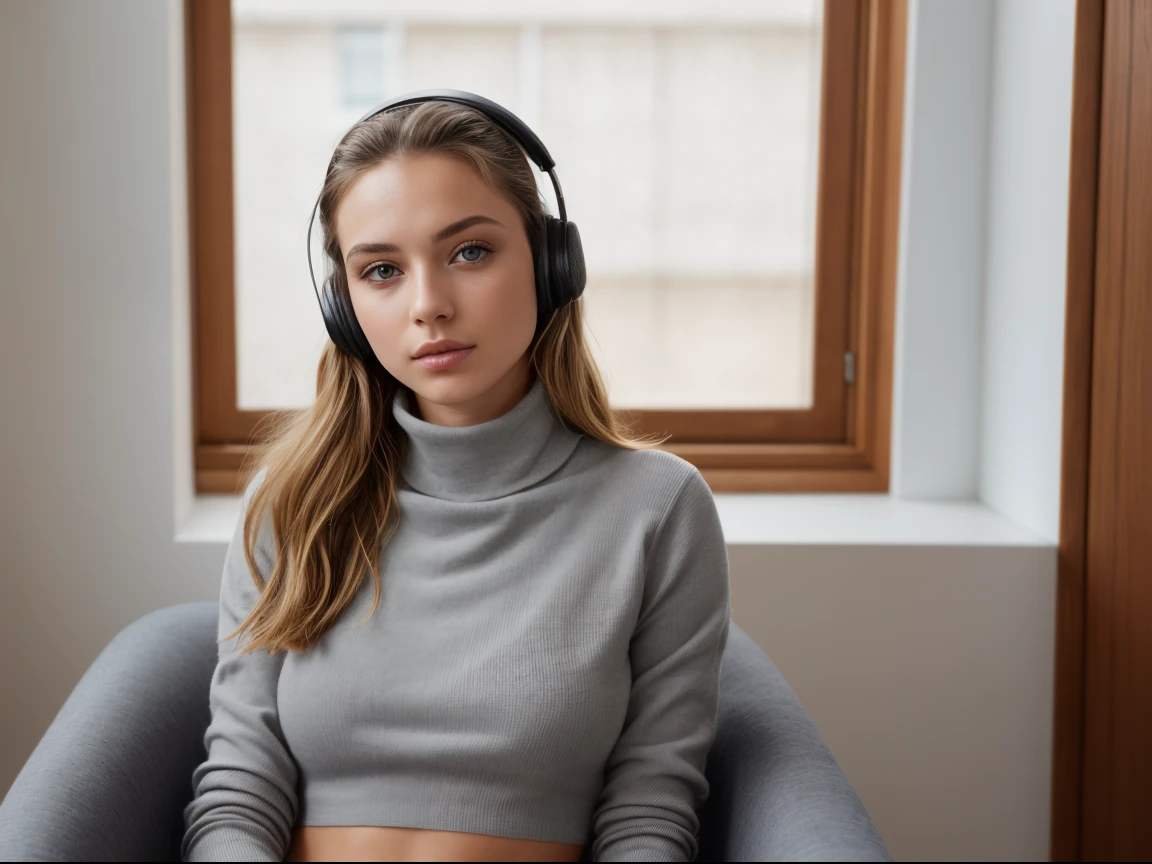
[{"xmin": 182, "ymin": 376, "xmax": 732, "ymax": 862}]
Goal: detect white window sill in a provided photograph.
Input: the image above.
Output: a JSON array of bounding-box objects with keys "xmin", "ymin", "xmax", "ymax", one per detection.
[{"xmin": 175, "ymin": 492, "xmax": 1054, "ymax": 548}]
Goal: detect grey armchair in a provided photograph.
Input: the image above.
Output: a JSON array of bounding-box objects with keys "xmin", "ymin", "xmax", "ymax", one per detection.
[{"xmin": 0, "ymin": 602, "xmax": 891, "ymax": 862}]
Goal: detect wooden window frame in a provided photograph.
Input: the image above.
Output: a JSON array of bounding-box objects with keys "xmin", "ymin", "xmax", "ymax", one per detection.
[{"xmin": 188, "ymin": 0, "xmax": 906, "ymax": 494}]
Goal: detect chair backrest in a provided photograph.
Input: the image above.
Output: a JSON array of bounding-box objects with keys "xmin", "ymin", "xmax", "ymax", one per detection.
[
  {"xmin": 0, "ymin": 601, "xmax": 219, "ymax": 862},
  {"xmin": 0, "ymin": 602, "xmax": 890, "ymax": 862},
  {"xmin": 696, "ymin": 624, "xmax": 892, "ymax": 862}
]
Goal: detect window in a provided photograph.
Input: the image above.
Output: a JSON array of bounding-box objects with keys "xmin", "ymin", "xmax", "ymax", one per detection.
[
  {"xmin": 188, "ymin": 0, "xmax": 906, "ymax": 494},
  {"xmin": 336, "ymin": 26, "xmax": 404, "ymax": 108}
]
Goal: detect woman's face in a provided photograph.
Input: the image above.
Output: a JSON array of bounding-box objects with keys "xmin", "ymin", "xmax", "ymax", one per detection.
[{"xmin": 335, "ymin": 153, "xmax": 538, "ymax": 427}]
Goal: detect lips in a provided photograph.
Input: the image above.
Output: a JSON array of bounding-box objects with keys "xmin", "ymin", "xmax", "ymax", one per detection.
[
  {"xmin": 414, "ymin": 346, "xmax": 475, "ymax": 370},
  {"xmin": 412, "ymin": 339, "xmax": 475, "ymax": 358}
]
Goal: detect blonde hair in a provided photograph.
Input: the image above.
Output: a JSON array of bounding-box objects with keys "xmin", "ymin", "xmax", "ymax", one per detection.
[{"xmin": 231, "ymin": 101, "xmax": 669, "ymax": 655}]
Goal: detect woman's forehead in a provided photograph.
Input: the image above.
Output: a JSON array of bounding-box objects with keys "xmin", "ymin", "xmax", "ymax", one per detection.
[{"xmin": 336, "ymin": 156, "xmax": 512, "ymax": 244}]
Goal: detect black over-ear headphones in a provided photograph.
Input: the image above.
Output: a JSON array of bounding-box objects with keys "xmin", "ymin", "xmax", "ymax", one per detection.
[{"xmin": 306, "ymin": 88, "xmax": 587, "ymax": 366}]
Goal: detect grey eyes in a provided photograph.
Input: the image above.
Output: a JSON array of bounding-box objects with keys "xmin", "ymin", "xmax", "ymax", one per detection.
[{"xmin": 361, "ymin": 243, "xmax": 492, "ymax": 283}]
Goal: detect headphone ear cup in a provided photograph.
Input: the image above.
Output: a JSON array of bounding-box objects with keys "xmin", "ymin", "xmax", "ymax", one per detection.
[
  {"xmin": 533, "ymin": 219, "xmax": 551, "ymax": 322},
  {"xmin": 562, "ymin": 220, "xmax": 586, "ymax": 302},
  {"xmin": 544, "ymin": 216, "xmax": 586, "ymax": 311},
  {"xmin": 320, "ymin": 277, "xmax": 376, "ymax": 364}
]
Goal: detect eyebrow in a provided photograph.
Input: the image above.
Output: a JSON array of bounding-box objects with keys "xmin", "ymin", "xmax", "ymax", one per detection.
[{"xmin": 344, "ymin": 214, "xmax": 505, "ymax": 263}]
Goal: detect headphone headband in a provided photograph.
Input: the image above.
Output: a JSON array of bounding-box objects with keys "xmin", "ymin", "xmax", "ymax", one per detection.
[
  {"xmin": 347, "ymin": 89, "xmax": 557, "ymax": 172},
  {"xmin": 319, "ymin": 89, "xmax": 567, "ymax": 222}
]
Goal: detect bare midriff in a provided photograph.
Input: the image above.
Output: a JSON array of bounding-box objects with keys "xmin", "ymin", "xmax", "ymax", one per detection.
[{"xmin": 285, "ymin": 825, "xmax": 585, "ymax": 863}]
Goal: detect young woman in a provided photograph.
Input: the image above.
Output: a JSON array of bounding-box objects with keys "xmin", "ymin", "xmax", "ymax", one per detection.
[{"xmin": 181, "ymin": 93, "xmax": 732, "ymax": 863}]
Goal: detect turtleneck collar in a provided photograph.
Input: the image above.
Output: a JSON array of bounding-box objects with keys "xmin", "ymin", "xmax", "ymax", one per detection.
[{"xmin": 391, "ymin": 376, "xmax": 585, "ymax": 503}]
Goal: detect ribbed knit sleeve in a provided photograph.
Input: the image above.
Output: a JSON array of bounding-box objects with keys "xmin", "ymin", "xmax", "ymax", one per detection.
[
  {"xmin": 589, "ymin": 466, "xmax": 732, "ymax": 862},
  {"xmin": 182, "ymin": 472, "xmax": 299, "ymax": 862}
]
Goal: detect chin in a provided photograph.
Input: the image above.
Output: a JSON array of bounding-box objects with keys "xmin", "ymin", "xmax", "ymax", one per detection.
[{"xmin": 408, "ymin": 372, "xmax": 491, "ymax": 403}]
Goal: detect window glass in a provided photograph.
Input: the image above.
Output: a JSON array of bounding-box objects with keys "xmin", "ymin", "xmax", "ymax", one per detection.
[{"xmin": 231, "ymin": 0, "xmax": 823, "ymax": 410}]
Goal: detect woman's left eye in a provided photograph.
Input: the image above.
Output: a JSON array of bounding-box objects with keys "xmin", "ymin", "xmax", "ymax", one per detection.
[{"xmin": 454, "ymin": 243, "xmax": 492, "ymax": 264}]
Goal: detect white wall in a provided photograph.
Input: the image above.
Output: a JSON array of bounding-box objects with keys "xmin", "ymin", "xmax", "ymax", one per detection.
[
  {"xmin": 733, "ymin": 543, "xmax": 1056, "ymax": 862},
  {"xmin": 891, "ymin": 0, "xmax": 992, "ymax": 501},
  {"xmin": 891, "ymin": 0, "xmax": 1076, "ymax": 540},
  {"xmin": 980, "ymin": 0, "xmax": 1076, "ymax": 542},
  {"xmin": 0, "ymin": 0, "xmax": 223, "ymax": 786},
  {"xmin": 0, "ymin": 1, "xmax": 1069, "ymax": 861}
]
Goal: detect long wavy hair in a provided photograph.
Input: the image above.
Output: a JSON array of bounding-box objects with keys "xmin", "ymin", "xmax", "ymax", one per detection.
[{"xmin": 229, "ymin": 100, "xmax": 670, "ymax": 655}]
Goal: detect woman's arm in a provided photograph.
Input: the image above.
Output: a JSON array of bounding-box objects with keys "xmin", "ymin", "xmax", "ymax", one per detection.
[
  {"xmin": 182, "ymin": 471, "xmax": 299, "ymax": 862},
  {"xmin": 589, "ymin": 466, "xmax": 732, "ymax": 862}
]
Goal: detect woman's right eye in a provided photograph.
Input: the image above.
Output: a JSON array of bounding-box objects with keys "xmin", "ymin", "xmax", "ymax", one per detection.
[{"xmin": 364, "ymin": 263, "xmax": 400, "ymax": 282}]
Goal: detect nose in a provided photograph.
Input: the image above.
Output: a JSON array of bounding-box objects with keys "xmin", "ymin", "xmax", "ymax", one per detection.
[{"xmin": 409, "ymin": 260, "xmax": 454, "ymax": 324}]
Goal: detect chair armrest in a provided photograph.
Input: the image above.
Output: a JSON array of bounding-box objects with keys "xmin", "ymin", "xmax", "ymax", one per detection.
[
  {"xmin": 697, "ymin": 625, "xmax": 892, "ymax": 862},
  {"xmin": 0, "ymin": 602, "xmax": 219, "ymax": 863}
]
